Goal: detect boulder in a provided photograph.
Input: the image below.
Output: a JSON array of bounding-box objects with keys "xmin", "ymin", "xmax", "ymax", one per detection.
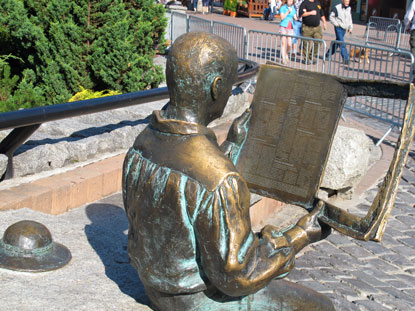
[
  {"xmin": 0, "ymin": 154, "xmax": 7, "ymax": 178},
  {"xmin": 320, "ymin": 126, "xmax": 380, "ymax": 198},
  {"xmin": 209, "ymin": 88, "xmax": 250, "ymax": 127}
]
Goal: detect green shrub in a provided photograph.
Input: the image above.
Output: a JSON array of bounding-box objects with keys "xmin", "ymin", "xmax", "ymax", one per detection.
[
  {"xmin": 0, "ymin": 55, "xmax": 45, "ymax": 113},
  {"xmin": 0, "ymin": 0, "xmax": 167, "ymax": 111}
]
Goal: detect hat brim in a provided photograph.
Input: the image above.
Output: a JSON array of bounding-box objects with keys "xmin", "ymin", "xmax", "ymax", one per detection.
[{"xmin": 0, "ymin": 242, "xmax": 71, "ymax": 272}]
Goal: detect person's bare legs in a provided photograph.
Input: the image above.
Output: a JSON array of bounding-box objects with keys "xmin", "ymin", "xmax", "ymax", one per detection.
[
  {"xmin": 287, "ymin": 37, "xmax": 292, "ymax": 61},
  {"xmin": 281, "ymin": 36, "xmax": 287, "ymax": 64}
]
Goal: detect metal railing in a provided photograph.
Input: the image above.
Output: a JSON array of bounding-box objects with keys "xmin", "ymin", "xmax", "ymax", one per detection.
[
  {"xmin": 326, "ymin": 40, "xmax": 414, "ymax": 133},
  {"xmin": 0, "ymin": 59, "xmax": 258, "ymax": 180},
  {"xmin": 212, "ymin": 21, "xmax": 246, "ymax": 58},
  {"xmin": 245, "ymin": 30, "xmax": 327, "ymax": 72},
  {"xmin": 398, "ymin": 24, "xmax": 411, "ymax": 52},
  {"xmin": 170, "ymin": 11, "xmax": 188, "ymax": 42},
  {"xmin": 171, "ymin": 12, "xmax": 246, "ymax": 58},
  {"xmin": 188, "ymin": 15, "xmax": 212, "ymax": 33},
  {"xmin": 169, "ymin": 13, "xmax": 414, "ymax": 136},
  {"xmin": 365, "ymin": 16, "xmax": 401, "ymax": 49}
]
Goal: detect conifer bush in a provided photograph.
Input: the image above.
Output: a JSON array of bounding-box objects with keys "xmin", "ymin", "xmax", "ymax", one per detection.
[{"xmin": 0, "ymin": 0, "xmax": 167, "ymax": 112}]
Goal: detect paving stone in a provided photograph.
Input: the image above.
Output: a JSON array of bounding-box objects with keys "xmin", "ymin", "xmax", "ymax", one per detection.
[
  {"xmin": 354, "ymin": 240, "xmax": 395, "ymax": 256},
  {"xmin": 379, "ymin": 232, "xmax": 407, "ymax": 248},
  {"xmin": 380, "ymin": 253, "xmax": 414, "ymax": 268},
  {"xmin": 342, "ymin": 278, "xmax": 380, "ymax": 295},
  {"xmin": 391, "ymin": 245, "xmax": 415, "ymax": 258},
  {"xmin": 386, "ymin": 279, "xmax": 413, "ymax": 290},
  {"xmin": 352, "ymin": 299, "xmax": 392, "ymax": 311},
  {"xmin": 376, "ymin": 286, "xmax": 414, "ymax": 303},
  {"xmin": 382, "ymin": 226, "xmax": 408, "ymax": 239},
  {"xmin": 349, "ymin": 271, "xmax": 389, "ymax": 288},
  {"xmin": 404, "ymin": 268, "xmax": 415, "ymax": 275},
  {"xmin": 296, "ymin": 280, "xmax": 332, "ymax": 293},
  {"xmin": 365, "ymin": 258, "xmax": 400, "ymax": 273},
  {"xmin": 295, "ymin": 252, "xmax": 330, "ymax": 268},
  {"xmin": 326, "ymin": 232, "xmax": 355, "ymax": 246},
  {"xmin": 395, "ymin": 216, "xmax": 415, "ymax": 230},
  {"xmin": 312, "ymin": 240, "xmax": 347, "ymax": 256},
  {"xmin": 398, "ymin": 237, "xmax": 415, "ymax": 248},
  {"xmin": 402, "ymin": 170, "xmax": 415, "ymax": 184},
  {"xmin": 326, "ymin": 253, "xmax": 358, "ymax": 271},
  {"xmin": 307, "ymin": 268, "xmax": 339, "ymax": 283},
  {"xmin": 393, "ymin": 273, "xmax": 415, "ymax": 286},
  {"xmin": 284, "ymin": 267, "xmax": 313, "ymax": 282},
  {"xmin": 373, "ymin": 294, "xmax": 415, "ymax": 310},
  {"xmin": 404, "ymin": 230, "xmax": 415, "ymax": 238},
  {"xmin": 340, "ymin": 245, "xmax": 377, "ymax": 259},
  {"xmin": 384, "ymin": 217, "xmax": 410, "ymax": 231},
  {"xmin": 362, "ymin": 267, "xmax": 398, "ymax": 281},
  {"xmin": 392, "ymin": 203, "xmax": 415, "ymax": 215},
  {"xmin": 324, "ymin": 280, "xmax": 360, "ymax": 298},
  {"xmin": 325, "ymin": 293, "xmax": 362, "ymax": 311},
  {"xmin": 395, "ymin": 191, "xmax": 415, "ymax": 205},
  {"xmin": 403, "ymin": 288, "xmax": 415, "ymax": 296}
]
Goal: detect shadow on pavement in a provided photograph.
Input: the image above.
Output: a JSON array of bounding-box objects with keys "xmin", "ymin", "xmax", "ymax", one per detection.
[{"xmin": 85, "ymin": 202, "xmax": 152, "ymax": 307}]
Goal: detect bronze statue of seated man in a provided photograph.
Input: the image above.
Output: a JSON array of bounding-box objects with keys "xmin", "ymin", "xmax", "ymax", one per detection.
[{"xmin": 122, "ymin": 31, "xmax": 334, "ymax": 311}]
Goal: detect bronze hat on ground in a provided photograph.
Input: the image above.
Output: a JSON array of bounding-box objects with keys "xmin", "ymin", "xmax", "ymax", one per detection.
[{"xmin": 0, "ymin": 220, "xmax": 71, "ymax": 272}]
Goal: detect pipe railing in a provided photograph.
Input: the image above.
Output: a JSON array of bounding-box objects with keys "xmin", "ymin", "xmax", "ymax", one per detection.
[{"xmin": 0, "ymin": 58, "xmax": 259, "ymax": 180}]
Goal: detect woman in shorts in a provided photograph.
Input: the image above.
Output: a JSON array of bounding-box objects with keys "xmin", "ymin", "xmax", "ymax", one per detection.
[{"xmin": 279, "ymin": 0, "xmax": 297, "ymax": 64}]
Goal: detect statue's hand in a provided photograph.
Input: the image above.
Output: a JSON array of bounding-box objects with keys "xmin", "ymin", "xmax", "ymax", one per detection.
[
  {"xmin": 226, "ymin": 108, "xmax": 252, "ymax": 146},
  {"xmin": 296, "ymin": 201, "xmax": 331, "ymax": 244}
]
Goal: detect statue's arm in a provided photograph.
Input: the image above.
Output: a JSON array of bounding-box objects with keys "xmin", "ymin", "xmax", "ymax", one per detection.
[
  {"xmin": 220, "ymin": 109, "xmax": 251, "ymax": 165},
  {"xmin": 193, "ymin": 175, "xmax": 325, "ymax": 297}
]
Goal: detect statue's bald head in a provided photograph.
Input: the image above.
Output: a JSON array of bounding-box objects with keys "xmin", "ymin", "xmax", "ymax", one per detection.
[{"xmin": 165, "ymin": 32, "xmax": 238, "ymax": 125}]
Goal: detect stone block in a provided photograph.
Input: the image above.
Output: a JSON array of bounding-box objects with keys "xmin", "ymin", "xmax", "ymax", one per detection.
[
  {"xmin": 33, "ymin": 176, "xmax": 72, "ymax": 214},
  {"xmin": 0, "ymin": 189, "xmax": 31, "ymax": 211},
  {"xmin": 0, "ymin": 153, "xmax": 7, "ymax": 178},
  {"xmin": 321, "ymin": 126, "xmax": 380, "ymax": 196}
]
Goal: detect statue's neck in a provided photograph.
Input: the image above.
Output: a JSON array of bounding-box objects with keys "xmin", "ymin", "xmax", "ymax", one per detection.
[{"xmin": 163, "ymin": 103, "xmax": 209, "ymax": 126}]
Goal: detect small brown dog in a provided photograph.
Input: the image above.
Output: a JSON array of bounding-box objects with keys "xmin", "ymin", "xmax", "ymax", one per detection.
[{"xmin": 350, "ymin": 47, "xmax": 371, "ymax": 64}]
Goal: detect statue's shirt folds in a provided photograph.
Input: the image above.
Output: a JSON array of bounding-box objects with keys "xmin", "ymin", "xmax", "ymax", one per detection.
[{"xmin": 122, "ymin": 111, "xmax": 307, "ymax": 297}]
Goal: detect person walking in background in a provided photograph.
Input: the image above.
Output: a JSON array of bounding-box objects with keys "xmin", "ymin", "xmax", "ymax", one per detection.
[
  {"xmin": 279, "ymin": 0, "xmax": 297, "ymax": 64},
  {"xmin": 264, "ymin": 0, "xmax": 280, "ymax": 21},
  {"xmin": 404, "ymin": 0, "xmax": 415, "ymax": 57},
  {"xmin": 325, "ymin": 0, "xmax": 352, "ymax": 65},
  {"xmin": 202, "ymin": 0, "xmax": 209, "ymax": 14},
  {"xmin": 299, "ymin": 0, "xmax": 327, "ymax": 64},
  {"xmin": 292, "ymin": 0, "xmax": 304, "ymax": 55}
]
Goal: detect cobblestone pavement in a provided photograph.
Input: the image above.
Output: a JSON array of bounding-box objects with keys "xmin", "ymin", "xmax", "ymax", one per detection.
[{"xmin": 285, "ymin": 111, "xmax": 415, "ymax": 311}]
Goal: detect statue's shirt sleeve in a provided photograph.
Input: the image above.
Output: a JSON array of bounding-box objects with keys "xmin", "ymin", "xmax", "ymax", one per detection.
[{"xmin": 191, "ymin": 173, "xmax": 298, "ymax": 297}]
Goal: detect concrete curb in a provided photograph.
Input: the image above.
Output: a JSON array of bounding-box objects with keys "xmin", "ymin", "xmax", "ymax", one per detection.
[{"xmin": 0, "ymin": 154, "xmax": 124, "ymax": 215}]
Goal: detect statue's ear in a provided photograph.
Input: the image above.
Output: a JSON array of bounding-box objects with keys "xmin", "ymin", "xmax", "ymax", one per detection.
[{"xmin": 211, "ymin": 76, "xmax": 222, "ymax": 100}]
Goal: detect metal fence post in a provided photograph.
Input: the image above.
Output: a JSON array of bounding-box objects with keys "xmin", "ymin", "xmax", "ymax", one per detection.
[{"xmin": 170, "ymin": 11, "xmax": 174, "ymax": 42}]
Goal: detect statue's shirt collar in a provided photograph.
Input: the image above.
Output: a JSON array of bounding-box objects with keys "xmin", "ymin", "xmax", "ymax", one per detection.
[{"xmin": 150, "ymin": 110, "xmax": 217, "ymax": 141}]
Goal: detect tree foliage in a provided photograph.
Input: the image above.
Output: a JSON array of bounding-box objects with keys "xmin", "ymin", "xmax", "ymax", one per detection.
[{"xmin": 0, "ymin": 0, "xmax": 167, "ymax": 112}]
